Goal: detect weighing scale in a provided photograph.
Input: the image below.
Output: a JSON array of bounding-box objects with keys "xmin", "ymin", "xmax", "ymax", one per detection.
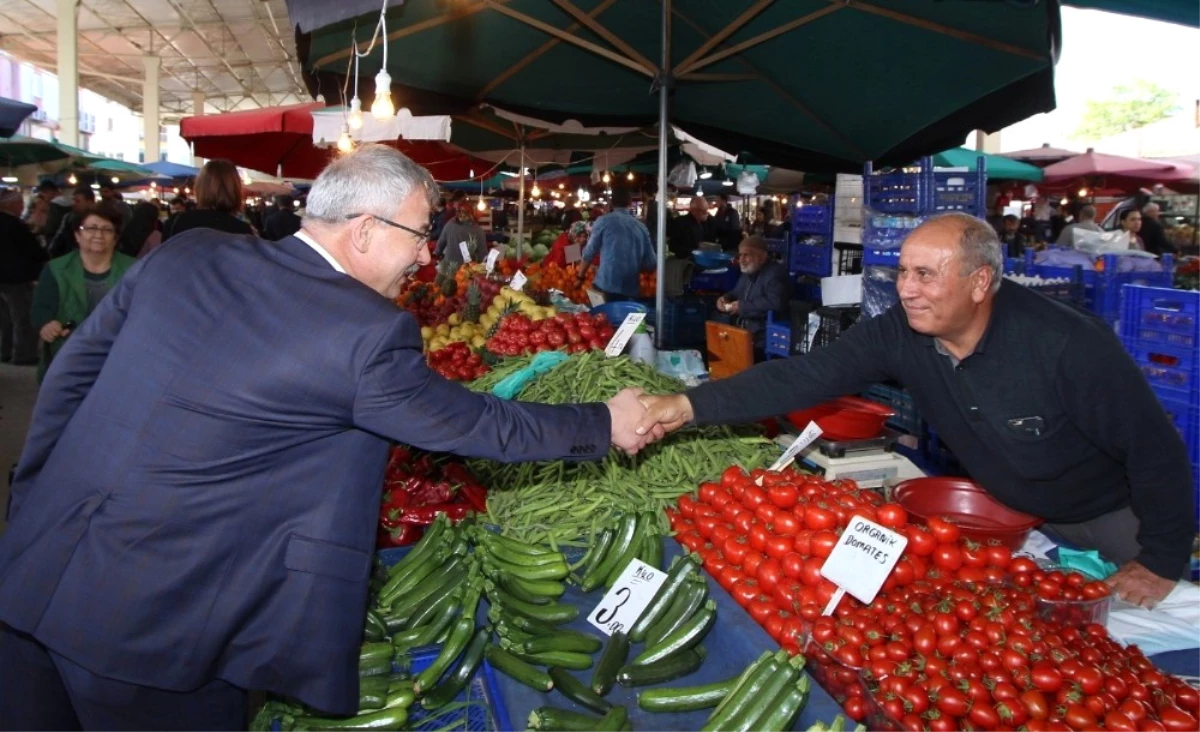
[{"xmin": 774, "ymin": 428, "xmax": 925, "ymax": 488}]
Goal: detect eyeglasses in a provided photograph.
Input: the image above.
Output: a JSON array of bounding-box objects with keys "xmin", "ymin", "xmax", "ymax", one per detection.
[
  {"xmin": 79, "ymin": 225, "xmax": 116, "ymax": 237},
  {"xmin": 346, "ymin": 213, "xmax": 430, "ymax": 242}
]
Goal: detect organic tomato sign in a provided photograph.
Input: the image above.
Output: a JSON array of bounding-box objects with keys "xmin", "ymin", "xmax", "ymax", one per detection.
[
  {"xmin": 588, "ymin": 558, "xmax": 667, "ymax": 636},
  {"xmin": 819, "ymin": 516, "xmax": 907, "ymax": 606}
]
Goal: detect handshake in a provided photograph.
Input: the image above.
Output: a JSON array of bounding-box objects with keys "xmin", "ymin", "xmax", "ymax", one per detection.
[{"xmin": 604, "ymin": 388, "xmax": 696, "ymax": 455}]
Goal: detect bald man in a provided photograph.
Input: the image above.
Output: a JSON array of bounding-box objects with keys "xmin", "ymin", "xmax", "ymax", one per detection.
[
  {"xmin": 1139, "ymin": 203, "xmax": 1175, "ymax": 256},
  {"xmin": 636, "ymin": 212, "xmax": 1194, "ymax": 609}
]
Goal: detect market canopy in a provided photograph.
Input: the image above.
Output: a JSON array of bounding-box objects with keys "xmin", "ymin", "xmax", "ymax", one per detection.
[
  {"xmin": 298, "ymin": 0, "xmax": 1061, "ymax": 173},
  {"xmin": 0, "ymin": 97, "xmax": 37, "ymax": 139},
  {"xmin": 931, "ymin": 147, "xmax": 1044, "ymax": 182},
  {"xmin": 999, "ymin": 143, "xmax": 1080, "ymax": 166},
  {"xmin": 1041, "ymin": 149, "xmax": 1197, "ymax": 193},
  {"xmin": 1062, "ymin": 0, "xmax": 1198, "ymax": 26}
]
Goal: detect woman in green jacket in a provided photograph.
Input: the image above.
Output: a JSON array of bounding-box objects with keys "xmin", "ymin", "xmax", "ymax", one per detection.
[{"xmin": 32, "ymin": 202, "xmax": 135, "ymax": 383}]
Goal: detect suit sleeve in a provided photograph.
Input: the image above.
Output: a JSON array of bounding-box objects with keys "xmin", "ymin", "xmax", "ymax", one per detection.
[
  {"xmin": 10, "ymin": 258, "xmax": 142, "ymax": 518},
  {"xmin": 1055, "ymin": 325, "xmax": 1195, "ymax": 579},
  {"xmin": 354, "ymin": 314, "xmax": 612, "ymax": 462}
]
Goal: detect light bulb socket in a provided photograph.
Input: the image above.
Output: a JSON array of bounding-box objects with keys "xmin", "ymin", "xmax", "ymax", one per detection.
[
  {"xmin": 348, "ymin": 97, "xmax": 364, "ymax": 129},
  {"xmin": 371, "ymin": 70, "xmax": 395, "ymax": 120}
]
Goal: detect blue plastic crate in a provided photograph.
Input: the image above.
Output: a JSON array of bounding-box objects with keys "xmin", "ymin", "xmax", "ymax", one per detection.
[
  {"xmin": 862, "ymin": 383, "xmax": 922, "ymax": 436},
  {"xmin": 652, "ymin": 296, "xmax": 713, "ymax": 349},
  {"xmin": 1121, "ymin": 285, "xmax": 1199, "ymax": 351},
  {"xmin": 689, "ymin": 268, "xmax": 739, "ymax": 293},
  {"xmin": 792, "ymin": 204, "xmax": 831, "ymax": 234},
  {"xmin": 862, "ymin": 247, "xmax": 900, "ymax": 267},
  {"xmin": 765, "ymin": 312, "xmax": 791, "ymax": 359},
  {"xmin": 764, "ymin": 236, "xmax": 788, "ymax": 256},
  {"xmin": 789, "ymin": 242, "xmax": 833, "ymax": 277},
  {"xmin": 1123, "ymin": 338, "xmax": 1199, "ymax": 403},
  {"xmin": 865, "ymin": 168, "xmax": 923, "ymax": 214},
  {"xmin": 927, "ymin": 168, "xmax": 986, "ymax": 215},
  {"xmin": 1094, "ymin": 255, "xmax": 1175, "ymax": 326},
  {"xmin": 1159, "ymin": 396, "xmax": 1200, "ymax": 464}
]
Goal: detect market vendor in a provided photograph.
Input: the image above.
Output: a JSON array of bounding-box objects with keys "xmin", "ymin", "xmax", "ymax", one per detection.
[
  {"xmin": 715, "ymin": 235, "xmax": 791, "ymax": 350},
  {"xmin": 434, "ymin": 199, "xmax": 486, "ymax": 266},
  {"xmin": 574, "ymin": 188, "xmax": 656, "ymax": 302},
  {"xmin": 0, "ymin": 144, "xmax": 662, "ymax": 730},
  {"xmin": 544, "ymin": 220, "xmax": 597, "ymax": 269},
  {"xmin": 635, "ymin": 212, "xmax": 1194, "ymax": 610}
]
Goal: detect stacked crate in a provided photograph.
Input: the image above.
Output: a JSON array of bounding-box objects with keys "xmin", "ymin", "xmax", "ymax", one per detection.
[{"xmin": 1119, "ymin": 285, "xmax": 1199, "ymax": 517}]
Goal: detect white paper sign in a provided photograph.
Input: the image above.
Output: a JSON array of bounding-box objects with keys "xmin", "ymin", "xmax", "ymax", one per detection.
[
  {"xmin": 511, "ymin": 270, "xmax": 527, "ymax": 291},
  {"xmin": 588, "ymin": 558, "xmax": 668, "ymax": 637},
  {"xmin": 770, "ymin": 421, "xmax": 823, "ymax": 472},
  {"xmin": 819, "ymin": 516, "xmax": 908, "ymax": 605},
  {"xmin": 485, "ymin": 248, "xmax": 500, "ymax": 274},
  {"xmin": 459, "ymin": 241, "xmax": 472, "ymax": 262},
  {"xmin": 564, "ymin": 243, "xmax": 582, "ymax": 264},
  {"xmin": 605, "ymin": 313, "xmax": 646, "ymax": 357}
]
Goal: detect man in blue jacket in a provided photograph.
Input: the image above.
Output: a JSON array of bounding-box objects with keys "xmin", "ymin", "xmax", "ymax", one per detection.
[
  {"xmin": 574, "ymin": 188, "xmax": 655, "ymax": 303},
  {"xmin": 0, "ymin": 144, "xmax": 659, "ymax": 730}
]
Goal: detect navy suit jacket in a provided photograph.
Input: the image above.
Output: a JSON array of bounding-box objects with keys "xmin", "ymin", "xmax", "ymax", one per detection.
[{"xmin": 0, "ymin": 230, "xmax": 609, "ymax": 714}]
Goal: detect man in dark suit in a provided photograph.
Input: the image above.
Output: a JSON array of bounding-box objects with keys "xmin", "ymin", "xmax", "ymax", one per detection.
[
  {"xmin": 262, "ymin": 194, "xmax": 302, "ymax": 241},
  {"xmin": 0, "ymin": 144, "xmax": 659, "ymax": 729}
]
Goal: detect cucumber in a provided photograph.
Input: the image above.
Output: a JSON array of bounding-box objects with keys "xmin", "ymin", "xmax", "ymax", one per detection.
[
  {"xmin": 616, "ymin": 646, "xmax": 706, "ymax": 687},
  {"xmin": 637, "ymin": 676, "xmax": 737, "ymax": 712},
  {"xmin": 522, "ymin": 630, "xmax": 602, "ymax": 656},
  {"xmin": 549, "ymin": 666, "xmax": 612, "ymax": 714},
  {"xmin": 630, "ymin": 553, "xmax": 700, "ymax": 642},
  {"xmin": 590, "ymin": 631, "xmax": 629, "ymax": 697},
  {"xmin": 293, "ymin": 708, "xmax": 407, "ymax": 730},
  {"xmin": 644, "ymin": 575, "xmax": 708, "ymax": 647},
  {"xmin": 633, "ymin": 600, "xmax": 716, "ymax": 666},
  {"xmin": 581, "ymin": 515, "xmax": 638, "ymax": 592},
  {"xmin": 527, "ymin": 707, "xmax": 603, "ymax": 732},
  {"xmin": 419, "ymin": 625, "xmax": 489, "ymax": 710},
  {"xmin": 485, "ymin": 643, "xmax": 554, "ymax": 692}
]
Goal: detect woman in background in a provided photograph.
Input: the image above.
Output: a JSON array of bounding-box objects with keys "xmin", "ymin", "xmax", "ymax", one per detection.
[
  {"xmin": 163, "ymin": 159, "xmax": 255, "ymax": 240},
  {"xmin": 1120, "ymin": 209, "xmax": 1145, "ymax": 250}
]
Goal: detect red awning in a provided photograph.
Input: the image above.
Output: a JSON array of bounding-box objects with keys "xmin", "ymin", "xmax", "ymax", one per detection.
[{"xmin": 180, "ymin": 103, "xmax": 486, "ymax": 181}]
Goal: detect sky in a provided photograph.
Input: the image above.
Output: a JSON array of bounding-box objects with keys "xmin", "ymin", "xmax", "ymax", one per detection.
[{"xmin": 985, "ymin": 8, "xmax": 1200, "ymax": 153}]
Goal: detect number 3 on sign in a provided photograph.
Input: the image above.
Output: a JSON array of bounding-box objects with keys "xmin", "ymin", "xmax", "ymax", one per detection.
[
  {"xmin": 587, "ymin": 558, "xmax": 666, "ymax": 637},
  {"xmin": 593, "ymin": 587, "xmax": 630, "ymax": 634}
]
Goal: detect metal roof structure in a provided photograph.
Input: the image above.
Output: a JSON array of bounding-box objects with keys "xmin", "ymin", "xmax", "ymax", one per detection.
[{"xmin": 0, "ymin": 0, "xmax": 307, "ymax": 118}]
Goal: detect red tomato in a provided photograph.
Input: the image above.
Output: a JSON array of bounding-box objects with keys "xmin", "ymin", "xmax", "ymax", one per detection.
[
  {"xmin": 927, "ymin": 516, "xmax": 960, "ymax": 544},
  {"xmin": 765, "ymin": 534, "xmax": 794, "ymax": 560},
  {"xmin": 936, "ymin": 686, "xmax": 970, "ymax": 718},
  {"xmin": 756, "ymin": 558, "xmax": 784, "ymax": 592},
  {"xmin": 722, "ymin": 535, "xmax": 749, "ymax": 565},
  {"xmin": 804, "ymin": 506, "xmax": 837, "ymax": 531},
  {"xmin": 741, "ymin": 484, "xmax": 769, "ymax": 507},
  {"xmin": 782, "ymin": 552, "xmax": 804, "ymax": 580},
  {"xmin": 1104, "ymin": 711, "xmax": 1139, "ymax": 732},
  {"xmin": 793, "ymin": 529, "xmax": 813, "ymax": 556},
  {"xmin": 731, "ymin": 577, "xmax": 761, "ymax": 605},
  {"xmin": 1159, "ymin": 705, "xmax": 1199, "ymax": 732},
  {"xmin": 932, "ymin": 544, "xmax": 962, "ymax": 571},
  {"xmin": 748, "ymin": 595, "xmax": 776, "ymax": 624},
  {"xmin": 801, "ymin": 557, "xmax": 824, "ymax": 587},
  {"xmin": 773, "ymin": 512, "xmax": 801, "ymax": 536},
  {"xmin": 710, "ymin": 522, "xmax": 737, "ymax": 546},
  {"xmin": 904, "ymin": 525, "xmax": 936, "ymax": 556},
  {"xmin": 676, "ymin": 530, "xmax": 704, "ymax": 552},
  {"xmin": 876, "ymin": 503, "xmax": 908, "ymax": 529},
  {"xmin": 749, "ymin": 523, "xmax": 771, "ymax": 552},
  {"xmin": 767, "ymin": 484, "xmax": 799, "ymax": 509},
  {"xmin": 811, "ymin": 530, "xmax": 838, "ymax": 558},
  {"xmin": 720, "ymin": 466, "xmax": 745, "ymax": 488},
  {"xmin": 1062, "ymin": 703, "xmax": 1097, "ymax": 731},
  {"xmin": 742, "ymin": 549, "xmax": 766, "ymax": 578},
  {"xmin": 1021, "ymin": 689, "xmax": 1051, "ymax": 721}
]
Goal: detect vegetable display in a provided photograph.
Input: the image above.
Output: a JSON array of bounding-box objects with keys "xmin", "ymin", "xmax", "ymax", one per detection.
[{"xmin": 376, "ymin": 447, "xmax": 488, "ymax": 548}]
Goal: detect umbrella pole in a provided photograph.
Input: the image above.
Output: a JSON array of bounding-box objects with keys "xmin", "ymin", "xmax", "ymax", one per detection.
[
  {"xmin": 654, "ymin": 0, "xmax": 671, "ymax": 349},
  {"xmin": 516, "ymin": 140, "xmax": 526, "ymax": 260}
]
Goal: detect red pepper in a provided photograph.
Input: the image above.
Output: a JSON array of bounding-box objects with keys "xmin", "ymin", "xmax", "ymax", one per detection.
[
  {"xmin": 377, "ymin": 523, "xmax": 423, "ymax": 548},
  {"xmin": 459, "ymin": 483, "xmax": 489, "ymax": 513},
  {"xmin": 398, "ymin": 503, "xmax": 472, "ymax": 524}
]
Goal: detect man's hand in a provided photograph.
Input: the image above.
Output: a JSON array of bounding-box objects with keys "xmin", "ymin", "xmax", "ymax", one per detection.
[
  {"xmin": 635, "ymin": 394, "xmax": 694, "ymax": 437},
  {"xmin": 726, "ymin": 301, "xmax": 740, "ymax": 315},
  {"xmin": 606, "ymin": 387, "xmax": 664, "ymax": 455},
  {"xmin": 716, "ymin": 295, "xmax": 728, "ymax": 311},
  {"xmin": 1106, "ymin": 560, "xmax": 1175, "ymax": 609}
]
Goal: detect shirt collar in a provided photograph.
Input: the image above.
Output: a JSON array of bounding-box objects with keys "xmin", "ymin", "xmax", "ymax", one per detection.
[{"xmin": 294, "ymin": 229, "xmax": 346, "ymax": 274}]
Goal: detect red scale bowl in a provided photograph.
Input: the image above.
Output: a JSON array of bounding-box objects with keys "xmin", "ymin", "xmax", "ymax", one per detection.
[
  {"xmin": 891, "ymin": 477, "xmax": 1042, "ymax": 550},
  {"xmin": 785, "ymin": 396, "xmax": 896, "ymax": 441}
]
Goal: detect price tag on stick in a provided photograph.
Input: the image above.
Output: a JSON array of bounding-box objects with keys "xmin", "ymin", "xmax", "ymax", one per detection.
[
  {"xmin": 510, "ymin": 270, "xmax": 528, "ymax": 292},
  {"xmin": 587, "ymin": 558, "xmax": 667, "ymax": 637},
  {"xmin": 604, "ymin": 312, "xmax": 646, "ymax": 357},
  {"xmin": 769, "ymin": 420, "xmax": 823, "ymax": 472},
  {"xmin": 563, "ymin": 243, "xmax": 582, "ymax": 264},
  {"xmin": 819, "ymin": 515, "xmax": 908, "ymax": 615},
  {"xmin": 485, "ymin": 248, "xmax": 500, "ymax": 274},
  {"xmin": 458, "ymin": 241, "xmax": 472, "ymax": 263}
]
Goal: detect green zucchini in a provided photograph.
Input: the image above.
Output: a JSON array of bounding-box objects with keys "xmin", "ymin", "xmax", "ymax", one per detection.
[
  {"xmin": 752, "ymin": 676, "xmax": 811, "ymax": 732},
  {"xmin": 485, "ymin": 643, "xmax": 554, "ymax": 692},
  {"xmin": 711, "ymin": 651, "xmax": 772, "ymax": 719},
  {"xmin": 419, "ymin": 625, "xmax": 489, "ymax": 710},
  {"xmin": 725, "ymin": 657, "xmax": 802, "ymax": 732},
  {"xmin": 581, "ymin": 515, "xmax": 638, "ymax": 592},
  {"xmin": 522, "ymin": 630, "xmax": 602, "ymax": 655},
  {"xmin": 603, "ymin": 530, "xmax": 645, "ymax": 589},
  {"xmin": 489, "ymin": 584, "xmax": 578, "ymax": 624},
  {"xmin": 616, "ymin": 646, "xmax": 706, "ymax": 687},
  {"xmin": 644, "ymin": 575, "xmax": 708, "ymax": 647},
  {"xmin": 702, "ymin": 652, "xmax": 785, "ymax": 732},
  {"xmin": 496, "ymin": 573, "xmax": 551, "ymax": 605},
  {"xmin": 482, "ymin": 538, "xmax": 566, "ymax": 567},
  {"xmin": 578, "ymin": 528, "xmax": 615, "ymax": 581},
  {"xmin": 363, "ymin": 610, "xmax": 387, "ymax": 643},
  {"xmin": 549, "ymin": 666, "xmax": 612, "ymax": 714},
  {"xmin": 630, "ymin": 553, "xmax": 700, "ymax": 642},
  {"xmin": 526, "ymin": 706, "xmax": 603, "ymax": 732},
  {"xmin": 379, "ymin": 540, "xmax": 459, "ymax": 606},
  {"xmin": 514, "ymin": 649, "xmax": 594, "ymax": 671},
  {"xmin": 383, "ymin": 555, "xmax": 466, "ymax": 619},
  {"xmin": 504, "ymin": 612, "xmax": 563, "ymax": 636},
  {"xmin": 381, "ymin": 519, "xmax": 448, "ymax": 579},
  {"xmin": 393, "ymin": 594, "xmax": 460, "ymax": 650},
  {"xmin": 358, "ymin": 658, "xmax": 392, "ymax": 678},
  {"xmin": 590, "ymin": 631, "xmax": 629, "ymax": 697},
  {"xmin": 412, "ymin": 616, "xmax": 475, "ymax": 694},
  {"xmin": 400, "ymin": 585, "xmax": 461, "ymax": 635},
  {"xmin": 500, "ymin": 573, "xmax": 566, "ymax": 599},
  {"xmin": 633, "ymin": 600, "xmax": 716, "ymax": 666},
  {"xmin": 356, "ymin": 677, "xmax": 389, "ymax": 712},
  {"xmin": 382, "ymin": 686, "xmax": 414, "ymax": 710},
  {"xmin": 292, "ymin": 707, "xmax": 407, "ymax": 730},
  {"xmin": 595, "ymin": 705, "xmax": 629, "ymax": 732},
  {"xmin": 359, "ymin": 642, "xmax": 394, "ymax": 665},
  {"xmin": 637, "ymin": 676, "xmax": 738, "ymax": 712}
]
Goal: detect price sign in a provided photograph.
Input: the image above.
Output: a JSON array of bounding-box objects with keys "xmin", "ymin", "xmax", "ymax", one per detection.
[
  {"xmin": 511, "ymin": 270, "xmax": 528, "ymax": 291},
  {"xmin": 458, "ymin": 241, "xmax": 472, "ymax": 262},
  {"xmin": 563, "ymin": 243, "xmax": 582, "ymax": 264},
  {"xmin": 769, "ymin": 421, "xmax": 823, "ymax": 472},
  {"xmin": 820, "ymin": 515, "xmax": 908, "ymax": 609},
  {"xmin": 485, "ymin": 249, "xmax": 500, "ymax": 274},
  {"xmin": 604, "ymin": 312, "xmax": 646, "ymax": 357},
  {"xmin": 587, "ymin": 559, "xmax": 667, "ymax": 637}
]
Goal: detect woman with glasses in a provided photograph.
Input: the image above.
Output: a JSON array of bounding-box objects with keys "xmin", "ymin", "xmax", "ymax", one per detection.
[{"xmin": 30, "ymin": 203, "xmax": 135, "ymax": 383}]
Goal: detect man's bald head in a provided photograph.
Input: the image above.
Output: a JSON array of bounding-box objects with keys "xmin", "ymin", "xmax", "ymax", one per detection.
[
  {"xmin": 1142, "ymin": 203, "xmax": 1160, "ymax": 219},
  {"xmin": 907, "ymin": 213, "xmax": 1004, "ymax": 294}
]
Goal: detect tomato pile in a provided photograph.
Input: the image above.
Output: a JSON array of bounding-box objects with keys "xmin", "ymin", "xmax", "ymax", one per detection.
[
  {"xmin": 376, "ymin": 446, "xmax": 488, "ymax": 548},
  {"xmin": 666, "ymin": 467, "xmax": 1198, "ymax": 732},
  {"xmin": 426, "ymin": 341, "xmax": 491, "ymax": 382},
  {"xmin": 485, "ymin": 312, "xmax": 614, "ymax": 358}
]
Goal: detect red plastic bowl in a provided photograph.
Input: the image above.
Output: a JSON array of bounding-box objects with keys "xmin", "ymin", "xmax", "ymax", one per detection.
[
  {"xmin": 786, "ymin": 396, "xmax": 895, "ymax": 440},
  {"xmin": 891, "ymin": 477, "xmax": 1042, "ymax": 550}
]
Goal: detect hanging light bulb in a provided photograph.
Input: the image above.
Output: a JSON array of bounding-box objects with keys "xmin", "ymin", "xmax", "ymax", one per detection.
[
  {"xmin": 173, "ymin": 187, "xmax": 179, "ymax": 194},
  {"xmin": 477, "ymin": 196, "xmax": 487, "ymax": 212},
  {"xmin": 531, "ymin": 183, "xmax": 541, "ymax": 198},
  {"xmin": 699, "ymin": 168, "xmax": 713, "ymax": 180},
  {"xmin": 1, "ymin": 175, "xmax": 17, "ymax": 183},
  {"xmin": 336, "ymin": 124, "xmax": 355, "ymax": 153},
  {"xmin": 111, "ymin": 176, "xmax": 120, "ymax": 184},
  {"xmin": 149, "ymin": 181, "xmax": 157, "ymax": 189},
  {"xmin": 558, "ymin": 183, "xmax": 565, "ymax": 189},
  {"xmin": 601, "ymin": 171, "xmax": 611, "ymax": 184},
  {"xmin": 241, "ymin": 171, "xmax": 252, "ymax": 186},
  {"xmin": 371, "ymin": 69, "xmax": 395, "ymax": 120},
  {"xmin": 1060, "ymin": 197, "xmax": 1069, "ymax": 206},
  {"xmin": 469, "ymin": 169, "xmax": 475, "ymax": 179},
  {"xmin": 722, "ymin": 178, "xmax": 733, "ymax": 187},
  {"xmin": 68, "ymin": 173, "xmax": 78, "ymax": 185},
  {"xmin": 348, "ymin": 97, "xmax": 364, "ymax": 130},
  {"xmin": 1078, "ymin": 187, "xmax": 1088, "ymax": 198},
  {"xmin": 184, "ymin": 187, "xmax": 191, "ymax": 194},
  {"xmin": 626, "ymin": 171, "xmax": 634, "ymax": 181}
]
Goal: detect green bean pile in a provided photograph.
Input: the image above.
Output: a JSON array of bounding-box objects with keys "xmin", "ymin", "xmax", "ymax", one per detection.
[{"xmin": 465, "ymin": 352, "xmax": 777, "ymax": 544}]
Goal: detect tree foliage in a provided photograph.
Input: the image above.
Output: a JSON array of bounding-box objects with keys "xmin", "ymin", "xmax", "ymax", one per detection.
[{"xmin": 1072, "ymin": 79, "xmax": 1181, "ymax": 141}]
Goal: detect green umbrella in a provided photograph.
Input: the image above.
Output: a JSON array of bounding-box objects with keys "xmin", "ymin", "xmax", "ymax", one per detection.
[{"xmin": 931, "ymin": 147, "xmax": 1044, "ymax": 182}]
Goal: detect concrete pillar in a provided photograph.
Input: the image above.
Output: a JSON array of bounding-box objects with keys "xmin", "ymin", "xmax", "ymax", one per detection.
[
  {"xmin": 143, "ymin": 55, "xmax": 161, "ymax": 163},
  {"xmin": 973, "ymin": 130, "xmax": 1002, "ymax": 154},
  {"xmin": 56, "ymin": 0, "xmax": 79, "ymax": 146},
  {"xmin": 191, "ymin": 91, "xmax": 205, "ymax": 167}
]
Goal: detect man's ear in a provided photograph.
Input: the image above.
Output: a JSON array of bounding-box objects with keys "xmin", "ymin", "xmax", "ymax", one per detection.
[
  {"xmin": 972, "ymin": 266, "xmax": 994, "ymax": 303},
  {"xmin": 349, "ymin": 216, "xmax": 372, "ymax": 254}
]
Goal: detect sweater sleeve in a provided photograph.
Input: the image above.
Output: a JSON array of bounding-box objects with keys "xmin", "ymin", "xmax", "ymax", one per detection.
[
  {"xmin": 1055, "ymin": 324, "xmax": 1195, "ymax": 579},
  {"xmin": 687, "ymin": 307, "xmax": 902, "ymax": 425}
]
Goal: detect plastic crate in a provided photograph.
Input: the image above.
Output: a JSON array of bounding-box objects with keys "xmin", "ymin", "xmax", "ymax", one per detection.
[
  {"xmin": 688, "ymin": 268, "xmax": 739, "ymax": 293},
  {"xmin": 1123, "ymin": 338, "xmax": 1198, "ymax": 403},
  {"xmin": 792, "ymin": 204, "xmax": 831, "ymax": 234},
  {"xmin": 862, "ymin": 383, "xmax": 922, "ymax": 436},
  {"xmin": 653, "ymin": 295, "xmax": 713, "ymax": 350},
  {"xmin": 835, "ymin": 244, "xmax": 863, "ymax": 276},
  {"xmin": 764, "ymin": 236, "xmax": 788, "ymax": 256},
  {"xmin": 1094, "ymin": 254, "xmax": 1175, "ymax": 326},
  {"xmin": 862, "ymin": 247, "xmax": 900, "ymax": 267},
  {"xmin": 1121, "ymin": 285, "xmax": 1199, "ymax": 350},
  {"xmin": 797, "ymin": 305, "xmax": 860, "ymax": 353},
  {"xmin": 927, "ymin": 167, "xmax": 986, "ymax": 215},
  {"xmin": 789, "ymin": 242, "xmax": 833, "ymax": 278},
  {"xmin": 864, "ymin": 163, "xmax": 923, "ymax": 215},
  {"xmin": 1160, "ymin": 396, "xmax": 1200, "ymax": 464},
  {"xmin": 764, "ymin": 312, "xmax": 791, "ymax": 359},
  {"xmin": 268, "ymin": 646, "xmax": 512, "ymax": 732},
  {"xmin": 792, "ymin": 274, "xmax": 822, "ymax": 304}
]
